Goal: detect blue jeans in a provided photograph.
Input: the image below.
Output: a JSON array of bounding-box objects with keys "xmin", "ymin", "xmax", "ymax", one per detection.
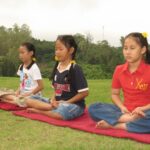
[
  {"xmin": 20, "ymin": 90, "xmax": 50, "ymax": 103},
  {"xmin": 88, "ymin": 102, "xmax": 150, "ymax": 133},
  {"xmin": 52, "ymin": 102, "xmax": 84, "ymax": 120},
  {"xmin": 30, "ymin": 95, "xmax": 50, "ymax": 103}
]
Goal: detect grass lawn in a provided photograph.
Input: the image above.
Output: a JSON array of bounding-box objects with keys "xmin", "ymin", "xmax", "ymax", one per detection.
[{"xmin": 0, "ymin": 77, "xmax": 150, "ymax": 150}]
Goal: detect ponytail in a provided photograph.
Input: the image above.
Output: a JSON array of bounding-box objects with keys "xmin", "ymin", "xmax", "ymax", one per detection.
[{"xmin": 50, "ymin": 61, "xmax": 59, "ymax": 81}]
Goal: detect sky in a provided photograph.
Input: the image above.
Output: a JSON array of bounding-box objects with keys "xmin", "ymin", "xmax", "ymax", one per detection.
[{"xmin": 0, "ymin": 0, "xmax": 150, "ymax": 46}]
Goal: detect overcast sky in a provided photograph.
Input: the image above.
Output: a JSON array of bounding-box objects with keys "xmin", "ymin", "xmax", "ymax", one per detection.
[{"xmin": 0, "ymin": 0, "xmax": 150, "ymax": 46}]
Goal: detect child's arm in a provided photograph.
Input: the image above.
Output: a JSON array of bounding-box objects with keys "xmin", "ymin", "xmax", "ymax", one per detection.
[
  {"xmin": 112, "ymin": 88, "xmax": 130, "ymax": 113},
  {"xmin": 132, "ymin": 104, "xmax": 150, "ymax": 117},
  {"xmin": 31, "ymin": 80, "xmax": 44, "ymax": 95},
  {"xmin": 50, "ymin": 93, "xmax": 59, "ymax": 108},
  {"xmin": 50, "ymin": 93, "xmax": 56, "ymax": 102},
  {"xmin": 15, "ymin": 87, "xmax": 21, "ymax": 96},
  {"xmin": 51, "ymin": 91, "xmax": 89, "ymax": 107},
  {"xmin": 140, "ymin": 104, "xmax": 150, "ymax": 111},
  {"xmin": 32, "ymin": 80, "xmax": 44, "ymax": 94},
  {"xmin": 65, "ymin": 65, "xmax": 89, "ymax": 104},
  {"xmin": 65, "ymin": 91, "xmax": 89, "ymax": 104}
]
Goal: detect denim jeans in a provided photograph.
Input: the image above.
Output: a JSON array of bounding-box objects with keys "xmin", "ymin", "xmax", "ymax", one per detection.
[
  {"xmin": 30, "ymin": 95, "xmax": 50, "ymax": 103},
  {"xmin": 52, "ymin": 102, "xmax": 84, "ymax": 120},
  {"xmin": 88, "ymin": 102, "xmax": 150, "ymax": 133}
]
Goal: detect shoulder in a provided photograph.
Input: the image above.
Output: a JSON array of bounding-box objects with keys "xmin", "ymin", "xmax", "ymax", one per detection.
[
  {"xmin": 71, "ymin": 64, "xmax": 85, "ymax": 75},
  {"xmin": 31, "ymin": 63, "xmax": 40, "ymax": 70},
  {"xmin": 112, "ymin": 63, "xmax": 127, "ymax": 78},
  {"xmin": 73, "ymin": 64, "xmax": 83, "ymax": 71},
  {"xmin": 142, "ymin": 63, "xmax": 150, "ymax": 74},
  {"xmin": 144, "ymin": 63, "xmax": 150, "ymax": 69},
  {"xmin": 29, "ymin": 63, "xmax": 41, "ymax": 75},
  {"xmin": 115, "ymin": 64, "xmax": 125, "ymax": 71},
  {"xmin": 114, "ymin": 64, "xmax": 126, "ymax": 73}
]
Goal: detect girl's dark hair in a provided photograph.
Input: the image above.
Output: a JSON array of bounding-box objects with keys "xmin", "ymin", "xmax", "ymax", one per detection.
[
  {"xmin": 19, "ymin": 42, "xmax": 36, "ymax": 70},
  {"xmin": 124, "ymin": 32, "xmax": 150, "ymax": 64},
  {"xmin": 21, "ymin": 42, "xmax": 36, "ymax": 59},
  {"xmin": 50, "ymin": 35, "xmax": 78, "ymax": 82}
]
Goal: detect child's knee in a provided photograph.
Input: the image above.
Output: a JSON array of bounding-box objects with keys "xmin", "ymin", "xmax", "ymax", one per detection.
[
  {"xmin": 88, "ymin": 103, "xmax": 100, "ymax": 114},
  {"xmin": 25, "ymin": 99, "xmax": 31, "ymax": 105},
  {"xmin": 88, "ymin": 104, "xmax": 95, "ymax": 115},
  {"xmin": 45, "ymin": 104, "xmax": 53, "ymax": 110},
  {"xmin": 88, "ymin": 104, "xmax": 100, "ymax": 119},
  {"xmin": 50, "ymin": 111, "xmax": 64, "ymax": 120},
  {"xmin": 25, "ymin": 99, "xmax": 36, "ymax": 107}
]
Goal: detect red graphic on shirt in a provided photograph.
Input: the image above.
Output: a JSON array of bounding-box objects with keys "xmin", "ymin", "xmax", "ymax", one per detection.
[
  {"xmin": 53, "ymin": 83, "xmax": 70, "ymax": 96},
  {"xmin": 21, "ymin": 73, "xmax": 28, "ymax": 89}
]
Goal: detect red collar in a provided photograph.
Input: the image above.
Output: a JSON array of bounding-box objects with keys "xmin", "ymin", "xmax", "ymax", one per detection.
[{"xmin": 121, "ymin": 60, "xmax": 147, "ymax": 74}]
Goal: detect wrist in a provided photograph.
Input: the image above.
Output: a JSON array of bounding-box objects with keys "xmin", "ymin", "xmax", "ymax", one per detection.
[
  {"xmin": 28, "ymin": 91, "xmax": 33, "ymax": 96},
  {"xmin": 67, "ymin": 99, "xmax": 73, "ymax": 104},
  {"xmin": 51, "ymin": 98, "xmax": 56, "ymax": 102},
  {"xmin": 117, "ymin": 104, "xmax": 125, "ymax": 110},
  {"xmin": 16, "ymin": 90, "xmax": 20, "ymax": 93},
  {"xmin": 140, "ymin": 106, "xmax": 147, "ymax": 111}
]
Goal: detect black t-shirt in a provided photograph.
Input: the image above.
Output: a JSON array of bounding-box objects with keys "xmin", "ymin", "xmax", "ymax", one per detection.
[{"xmin": 52, "ymin": 64, "xmax": 88, "ymax": 108}]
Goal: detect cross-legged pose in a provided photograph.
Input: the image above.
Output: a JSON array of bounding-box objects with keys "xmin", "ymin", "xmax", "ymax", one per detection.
[
  {"xmin": 0, "ymin": 42, "xmax": 45, "ymax": 107},
  {"xmin": 25, "ymin": 35, "xmax": 89, "ymax": 120},
  {"xmin": 89, "ymin": 32, "xmax": 150, "ymax": 133}
]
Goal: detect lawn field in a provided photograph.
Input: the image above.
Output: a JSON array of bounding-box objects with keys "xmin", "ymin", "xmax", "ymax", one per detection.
[{"xmin": 0, "ymin": 77, "xmax": 150, "ymax": 150}]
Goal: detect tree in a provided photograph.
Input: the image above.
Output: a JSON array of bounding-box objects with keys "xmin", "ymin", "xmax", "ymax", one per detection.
[
  {"xmin": 0, "ymin": 24, "xmax": 127, "ymax": 78},
  {"xmin": 7, "ymin": 24, "xmax": 32, "ymax": 58},
  {"xmin": 0, "ymin": 24, "xmax": 32, "ymax": 76},
  {"xmin": 120, "ymin": 36, "xmax": 125, "ymax": 46},
  {"xmin": 1, "ymin": 58, "xmax": 16, "ymax": 76},
  {"xmin": 0, "ymin": 26, "xmax": 9, "ymax": 55}
]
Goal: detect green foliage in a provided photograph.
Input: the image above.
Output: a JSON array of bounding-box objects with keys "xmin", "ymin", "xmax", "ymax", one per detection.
[
  {"xmin": 0, "ymin": 24, "xmax": 32, "ymax": 76},
  {"xmin": 31, "ymin": 38, "xmax": 55, "ymax": 63},
  {"xmin": 1, "ymin": 58, "xmax": 16, "ymax": 76},
  {"xmin": 80, "ymin": 64, "xmax": 111, "ymax": 79},
  {"xmin": 0, "ymin": 24, "xmax": 126, "ymax": 78}
]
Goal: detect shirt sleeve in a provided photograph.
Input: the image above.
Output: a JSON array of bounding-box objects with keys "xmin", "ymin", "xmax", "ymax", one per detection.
[
  {"xmin": 73, "ymin": 65, "xmax": 89, "ymax": 93},
  {"xmin": 112, "ymin": 66, "xmax": 121, "ymax": 89},
  {"xmin": 31, "ymin": 64, "xmax": 42, "ymax": 80}
]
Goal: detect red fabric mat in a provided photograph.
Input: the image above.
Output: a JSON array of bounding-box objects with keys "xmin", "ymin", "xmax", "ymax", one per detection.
[
  {"xmin": 13, "ymin": 109, "xmax": 150, "ymax": 144},
  {"xmin": 0, "ymin": 102, "xmax": 25, "ymax": 111}
]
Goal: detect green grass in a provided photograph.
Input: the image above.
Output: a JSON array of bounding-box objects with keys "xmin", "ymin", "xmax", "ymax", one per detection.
[{"xmin": 0, "ymin": 77, "xmax": 150, "ymax": 150}]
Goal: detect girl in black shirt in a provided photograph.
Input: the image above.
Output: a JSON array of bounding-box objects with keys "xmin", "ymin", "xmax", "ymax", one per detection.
[{"xmin": 26, "ymin": 35, "xmax": 89, "ymax": 120}]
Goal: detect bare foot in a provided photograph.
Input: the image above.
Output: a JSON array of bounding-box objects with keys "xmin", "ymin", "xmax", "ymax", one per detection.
[
  {"xmin": 27, "ymin": 108, "xmax": 41, "ymax": 113},
  {"xmin": 96, "ymin": 120, "xmax": 112, "ymax": 129}
]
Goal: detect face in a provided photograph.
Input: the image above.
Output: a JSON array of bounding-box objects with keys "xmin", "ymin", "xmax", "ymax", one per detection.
[
  {"xmin": 18, "ymin": 46, "xmax": 33, "ymax": 63},
  {"xmin": 55, "ymin": 40, "xmax": 73, "ymax": 62},
  {"xmin": 123, "ymin": 37, "xmax": 146, "ymax": 63}
]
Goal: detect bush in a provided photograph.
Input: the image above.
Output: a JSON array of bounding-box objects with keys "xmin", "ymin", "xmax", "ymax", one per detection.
[
  {"xmin": 1, "ymin": 58, "xmax": 17, "ymax": 76},
  {"xmin": 81, "ymin": 64, "xmax": 112, "ymax": 79}
]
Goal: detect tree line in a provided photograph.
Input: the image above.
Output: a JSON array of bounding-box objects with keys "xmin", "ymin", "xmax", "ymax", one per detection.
[{"xmin": 0, "ymin": 24, "xmax": 126, "ymax": 79}]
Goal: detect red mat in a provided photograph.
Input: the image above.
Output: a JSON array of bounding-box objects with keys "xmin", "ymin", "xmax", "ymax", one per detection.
[
  {"xmin": 0, "ymin": 102, "xmax": 25, "ymax": 111},
  {"xmin": 12, "ymin": 109, "xmax": 150, "ymax": 144}
]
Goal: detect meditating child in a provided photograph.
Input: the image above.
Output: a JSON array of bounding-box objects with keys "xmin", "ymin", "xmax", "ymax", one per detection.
[
  {"xmin": 0, "ymin": 42, "xmax": 46, "ymax": 107},
  {"xmin": 89, "ymin": 32, "xmax": 150, "ymax": 133},
  {"xmin": 23, "ymin": 35, "xmax": 89, "ymax": 120}
]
